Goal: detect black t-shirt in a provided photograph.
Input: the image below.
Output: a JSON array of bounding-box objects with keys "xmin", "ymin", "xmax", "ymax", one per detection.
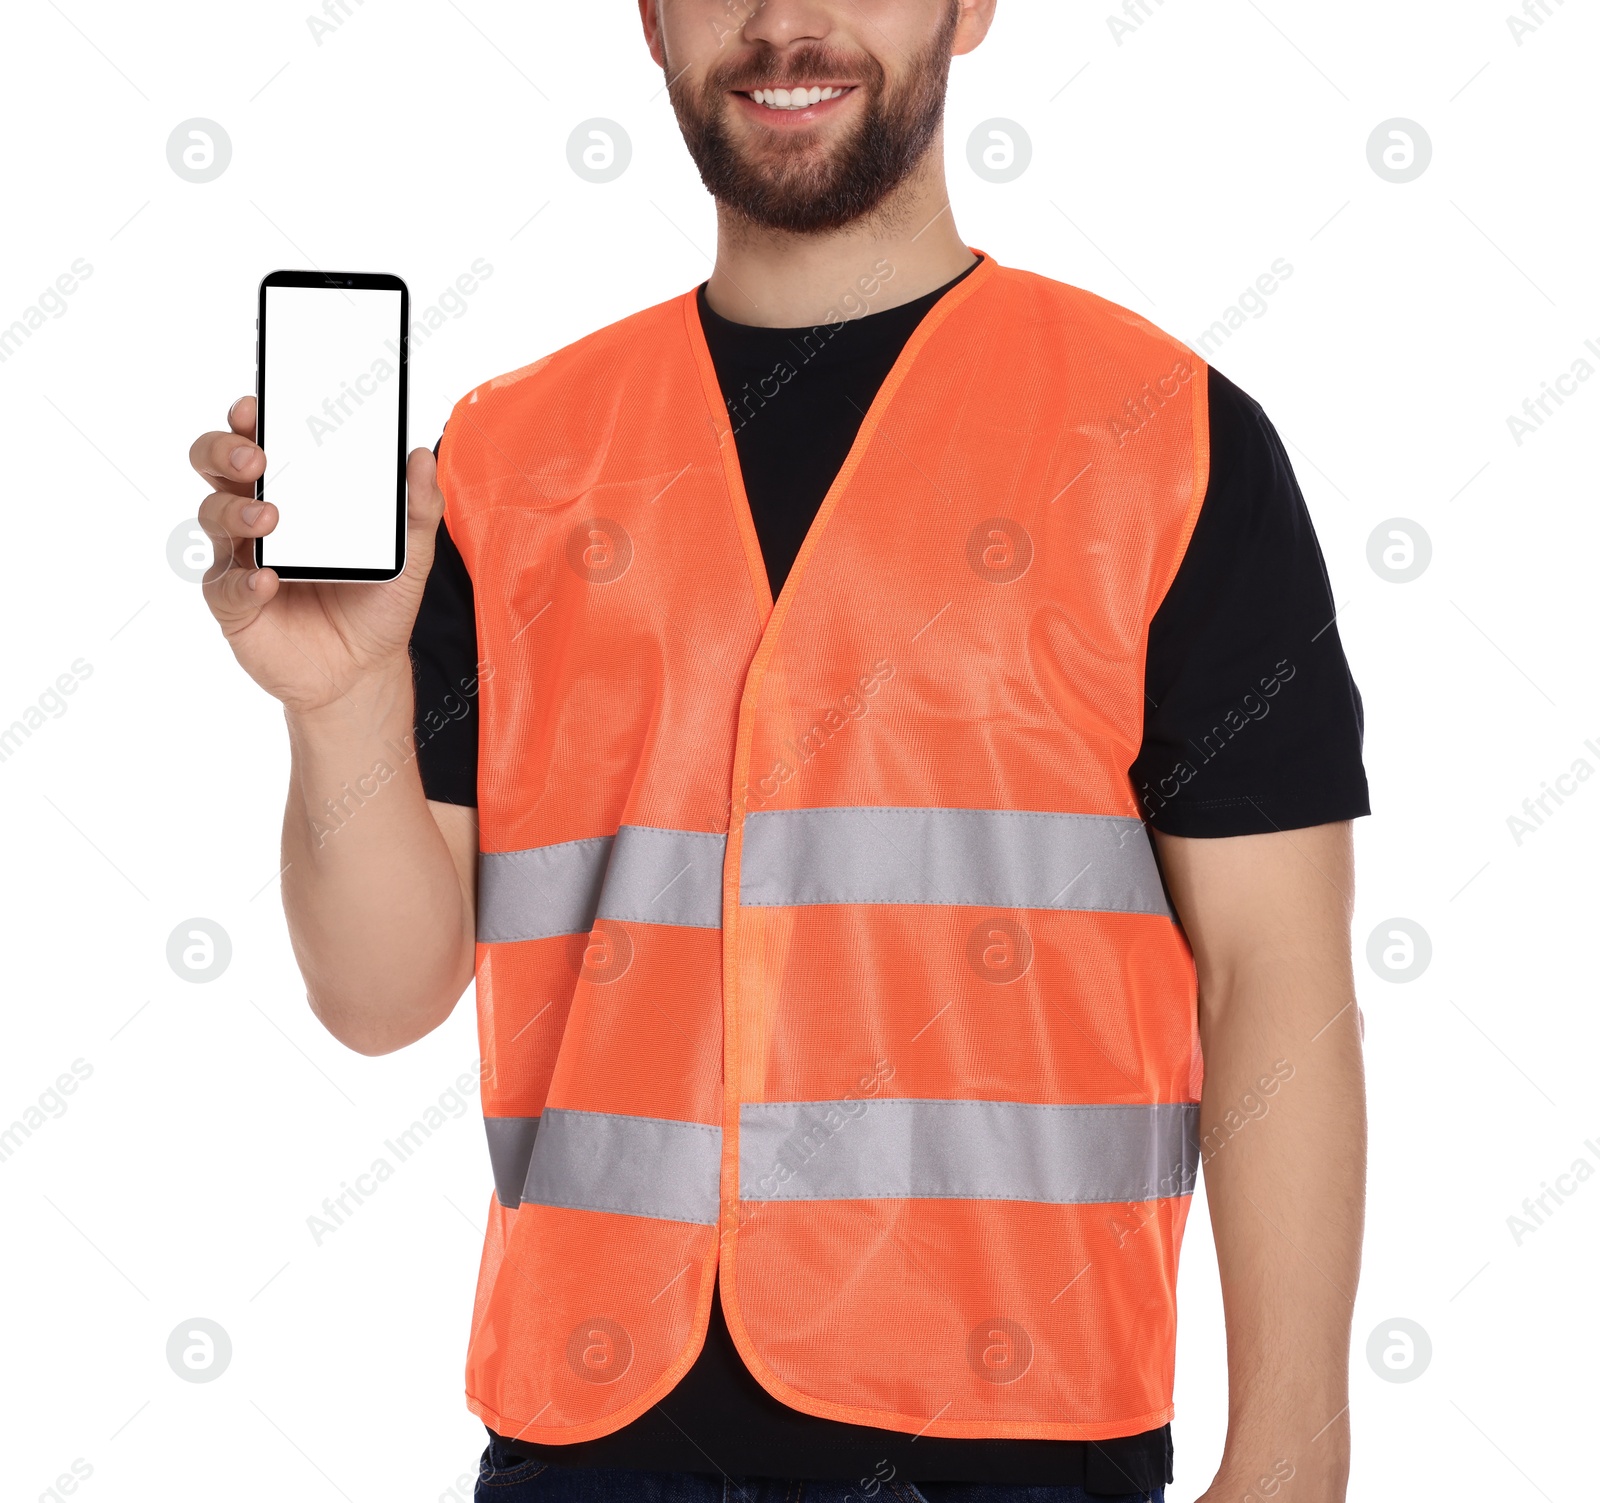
[{"xmin": 410, "ymin": 259, "xmax": 1369, "ymax": 1488}]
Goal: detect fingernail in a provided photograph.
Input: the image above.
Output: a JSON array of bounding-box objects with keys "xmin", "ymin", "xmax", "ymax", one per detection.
[
  {"xmin": 231, "ymin": 445, "xmax": 254, "ymax": 471},
  {"xmin": 241, "ymin": 501, "xmax": 264, "ymax": 525},
  {"xmin": 247, "ymin": 569, "xmax": 261, "ymax": 591}
]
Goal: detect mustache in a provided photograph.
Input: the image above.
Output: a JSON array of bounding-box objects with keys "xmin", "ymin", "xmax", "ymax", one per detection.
[{"xmin": 707, "ymin": 46, "xmax": 885, "ymax": 95}]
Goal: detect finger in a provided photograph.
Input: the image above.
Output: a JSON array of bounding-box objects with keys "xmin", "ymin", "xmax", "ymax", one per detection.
[
  {"xmin": 189, "ymin": 424, "xmax": 265, "ymax": 498},
  {"xmin": 227, "ymin": 394, "xmax": 256, "ymax": 439},
  {"xmin": 201, "ymin": 550, "xmax": 280, "ymax": 631},
  {"xmin": 197, "ymin": 488, "xmax": 277, "ymax": 568}
]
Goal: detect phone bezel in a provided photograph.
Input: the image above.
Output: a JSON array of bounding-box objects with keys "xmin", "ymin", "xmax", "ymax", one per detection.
[{"xmin": 254, "ymin": 268, "xmax": 410, "ymax": 582}]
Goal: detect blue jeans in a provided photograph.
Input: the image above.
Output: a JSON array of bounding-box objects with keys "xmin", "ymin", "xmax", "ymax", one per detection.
[{"xmin": 475, "ymin": 1450, "xmax": 1164, "ymax": 1503}]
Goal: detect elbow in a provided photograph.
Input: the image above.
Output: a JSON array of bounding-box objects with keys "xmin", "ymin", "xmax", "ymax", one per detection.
[{"xmin": 305, "ymin": 984, "xmax": 457, "ymax": 1057}]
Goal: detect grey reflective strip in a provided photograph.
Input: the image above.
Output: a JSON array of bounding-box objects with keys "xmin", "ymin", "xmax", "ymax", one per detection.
[
  {"xmin": 479, "ymin": 827, "xmax": 727, "ymax": 942},
  {"xmin": 739, "ymin": 1099, "xmax": 1199, "ymax": 1205},
  {"xmin": 523, "ymin": 1108, "xmax": 722, "ymax": 1224},
  {"xmin": 594, "ymin": 826, "xmax": 726, "ymax": 929},
  {"xmin": 740, "ymin": 807, "xmax": 1170, "ymax": 917},
  {"xmin": 479, "ymin": 835, "xmax": 611, "ymax": 942},
  {"xmin": 483, "ymin": 1115, "xmax": 540, "ymax": 1209}
]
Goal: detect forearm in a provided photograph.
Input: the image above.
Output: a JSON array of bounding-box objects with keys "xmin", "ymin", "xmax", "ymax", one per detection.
[
  {"xmin": 1153, "ymin": 823, "xmax": 1366, "ymax": 1502},
  {"xmin": 1195, "ymin": 860, "xmax": 1366, "ymax": 1497},
  {"xmin": 280, "ymin": 658, "xmax": 475, "ymax": 1054}
]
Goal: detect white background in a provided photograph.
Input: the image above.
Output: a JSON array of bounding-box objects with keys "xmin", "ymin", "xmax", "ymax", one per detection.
[
  {"xmin": 260, "ymin": 283, "xmax": 404, "ymax": 572},
  {"xmin": 1, "ymin": 1, "xmax": 1595, "ymax": 1499}
]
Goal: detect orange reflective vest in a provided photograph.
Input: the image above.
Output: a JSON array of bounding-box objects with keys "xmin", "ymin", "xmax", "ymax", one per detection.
[{"xmin": 437, "ymin": 249, "xmax": 1207, "ymax": 1445}]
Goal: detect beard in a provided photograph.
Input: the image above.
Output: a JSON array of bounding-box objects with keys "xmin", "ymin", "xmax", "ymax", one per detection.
[{"xmin": 666, "ymin": 5, "xmax": 961, "ymax": 236}]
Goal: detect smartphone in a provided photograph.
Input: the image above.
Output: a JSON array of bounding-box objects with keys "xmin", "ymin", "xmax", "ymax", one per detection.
[{"xmin": 254, "ymin": 269, "xmax": 409, "ymax": 581}]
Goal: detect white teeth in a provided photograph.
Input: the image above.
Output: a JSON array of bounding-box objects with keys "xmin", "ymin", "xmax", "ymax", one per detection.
[{"xmin": 749, "ymin": 85, "xmax": 846, "ymax": 110}]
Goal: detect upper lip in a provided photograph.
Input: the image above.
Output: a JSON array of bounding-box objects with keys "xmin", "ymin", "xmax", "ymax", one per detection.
[{"xmin": 736, "ymin": 82, "xmax": 858, "ymax": 92}]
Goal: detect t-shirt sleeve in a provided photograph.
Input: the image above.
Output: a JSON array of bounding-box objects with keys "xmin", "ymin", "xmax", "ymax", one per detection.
[
  {"xmin": 407, "ymin": 435, "xmax": 480, "ymax": 807},
  {"xmin": 1130, "ymin": 366, "xmax": 1370, "ymax": 837}
]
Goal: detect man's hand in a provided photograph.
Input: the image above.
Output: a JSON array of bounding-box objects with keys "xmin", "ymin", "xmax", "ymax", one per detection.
[
  {"xmin": 190, "ymin": 394, "xmax": 446, "ymax": 715},
  {"xmin": 1155, "ymin": 822, "xmax": 1366, "ymax": 1503}
]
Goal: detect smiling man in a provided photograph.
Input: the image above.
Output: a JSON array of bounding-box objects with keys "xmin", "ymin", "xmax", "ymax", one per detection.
[{"xmin": 191, "ymin": 3, "xmax": 1368, "ymax": 1501}]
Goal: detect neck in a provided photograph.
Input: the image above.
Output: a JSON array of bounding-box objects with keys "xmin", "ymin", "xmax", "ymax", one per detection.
[{"xmin": 701, "ymin": 131, "xmax": 978, "ymax": 329}]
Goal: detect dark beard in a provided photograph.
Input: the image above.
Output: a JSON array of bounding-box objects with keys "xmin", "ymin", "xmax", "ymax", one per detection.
[{"xmin": 666, "ymin": 7, "xmax": 960, "ymax": 236}]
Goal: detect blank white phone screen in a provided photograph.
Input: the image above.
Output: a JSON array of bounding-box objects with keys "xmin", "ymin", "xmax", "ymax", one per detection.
[{"xmin": 262, "ymin": 285, "xmax": 403, "ymax": 570}]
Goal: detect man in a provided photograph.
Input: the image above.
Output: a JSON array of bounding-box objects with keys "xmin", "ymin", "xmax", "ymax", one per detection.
[{"xmin": 190, "ymin": 2, "xmax": 1368, "ymax": 1500}]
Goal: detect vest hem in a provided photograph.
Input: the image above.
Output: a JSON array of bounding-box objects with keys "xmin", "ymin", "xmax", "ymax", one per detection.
[
  {"xmin": 464, "ymin": 1236, "xmax": 721, "ymax": 1446},
  {"xmin": 468, "ymin": 1385, "xmax": 1178, "ymax": 1447},
  {"xmin": 464, "ymin": 1344, "xmax": 719, "ymax": 1449},
  {"xmin": 716, "ymin": 1266, "xmax": 1176, "ymax": 1441}
]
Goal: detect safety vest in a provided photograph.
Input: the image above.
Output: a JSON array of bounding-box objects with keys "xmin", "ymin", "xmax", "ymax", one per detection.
[{"xmin": 437, "ymin": 249, "xmax": 1207, "ymax": 1446}]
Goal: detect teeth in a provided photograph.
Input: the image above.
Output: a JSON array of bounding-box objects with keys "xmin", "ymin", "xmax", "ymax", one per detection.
[{"xmin": 748, "ymin": 85, "xmax": 847, "ymax": 110}]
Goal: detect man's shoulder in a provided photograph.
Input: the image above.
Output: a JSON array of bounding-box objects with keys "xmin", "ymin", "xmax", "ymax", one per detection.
[
  {"xmin": 988, "ymin": 260, "xmax": 1200, "ymax": 367},
  {"xmin": 435, "ymin": 288, "xmax": 702, "ymax": 504},
  {"xmin": 446, "ymin": 290, "xmax": 692, "ymax": 422}
]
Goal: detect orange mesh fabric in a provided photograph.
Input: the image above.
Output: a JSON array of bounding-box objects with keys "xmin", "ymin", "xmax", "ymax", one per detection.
[{"xmin": 438, "ymin": 250, "xmax": 1209, "ymax": 1444}]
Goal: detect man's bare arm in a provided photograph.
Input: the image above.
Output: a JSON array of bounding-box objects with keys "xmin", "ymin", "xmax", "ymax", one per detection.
[
  {"xmin": 191, "ymin": 396, "xmax": 477, "ymax": 1056},
  {"xmin": 280, "ymin": 672, "xmax": 478, "ymax": 1056},
  {"xmin": 1155, "ymin": 822, "xmax": 1366, "ymax": 1503}
]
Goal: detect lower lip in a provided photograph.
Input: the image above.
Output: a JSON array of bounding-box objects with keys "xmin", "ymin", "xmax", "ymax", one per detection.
[{"xmin": 733, "ymin": 88, "xmax": 857, "ymax": 128}]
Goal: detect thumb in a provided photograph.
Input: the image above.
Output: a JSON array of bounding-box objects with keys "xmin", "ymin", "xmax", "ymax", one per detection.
[
  {"xmin": 402, "ymin": 445, "xmax": 447, "ymax": 581},
  {"xmin": 407, "ymin": 445, "xmax": 446, "ymax": 532}
]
